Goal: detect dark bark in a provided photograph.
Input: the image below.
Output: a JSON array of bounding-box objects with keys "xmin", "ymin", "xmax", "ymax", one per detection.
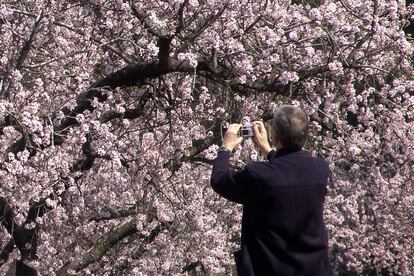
[
  {"xmin": 5, "ymin": 260, "xmax": 37, "ymax": 276},
  {"xmin": 0, "ymin": 198, "xmax": 16, "ymax": 234},
  {"xmin": 405, "ymin": 0, "xmax": 414, "ymax": 38},
  {"xmin": 15, "ymin": 13, "xmax": 43, "ymax": 70},
  {"xmin": 9, "ymin": 58, "xmax": 208, "ymax": 154},
  {"xmin": 56, "ymin": 218, "xmax": 172, "ymax": 275},
  {"xmin": 56, "ymin": 220, "xmax": 138, "ymax": 276},
  {"xmin": 0, "ymin": 240, "xmax": 15, "ymax": 262}
]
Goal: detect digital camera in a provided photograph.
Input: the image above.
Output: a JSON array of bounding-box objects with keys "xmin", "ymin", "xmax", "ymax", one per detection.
[{"xmin": 238, "ymin": 124, "xmax": 254, "ymax": 137}]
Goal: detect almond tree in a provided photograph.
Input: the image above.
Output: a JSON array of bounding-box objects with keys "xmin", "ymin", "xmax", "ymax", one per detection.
[{"xmin": 0, "ymin": 0, "xmax": 413, "ymax": 274}]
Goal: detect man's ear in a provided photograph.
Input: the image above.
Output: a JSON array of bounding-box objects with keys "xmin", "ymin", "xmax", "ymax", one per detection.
[
  {"xmin": 270, "ymin": 131, "xmax": 280, "ymax": 148},
  {"xmin": 269, "ymin": 130, "xmax": 275, "ymax": 145}
]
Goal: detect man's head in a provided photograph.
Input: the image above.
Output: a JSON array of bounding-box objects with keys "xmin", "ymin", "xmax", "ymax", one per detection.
[{"xmin": 270, "ymin": 105, "xmax": 309, "ymax": 150}]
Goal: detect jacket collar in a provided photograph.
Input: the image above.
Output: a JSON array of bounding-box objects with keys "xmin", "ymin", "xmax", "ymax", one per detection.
[{"xmin": 267, "ymin": 148, "xmax": 302, "ymax": 161}]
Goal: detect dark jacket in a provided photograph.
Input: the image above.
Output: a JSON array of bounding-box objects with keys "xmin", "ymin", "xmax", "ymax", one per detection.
[{"xmin": 211, "ymin": 148, "xmax": 333, "ymax": 276}]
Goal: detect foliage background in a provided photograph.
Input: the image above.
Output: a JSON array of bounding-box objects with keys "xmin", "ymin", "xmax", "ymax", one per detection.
[{"xmin": 0, "ymin": 0, "xmax": 413, "ymax": 275}]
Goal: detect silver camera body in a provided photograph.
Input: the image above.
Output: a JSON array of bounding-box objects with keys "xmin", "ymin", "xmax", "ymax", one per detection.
[{"xmin": 238, "ymin": 124, "xmax": 254, "ymax": 137}]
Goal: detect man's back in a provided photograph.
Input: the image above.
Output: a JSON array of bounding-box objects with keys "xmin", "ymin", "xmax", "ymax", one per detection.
[
  {"xmin": 211, "ymin": 148, "xmax": 333, "ymax": 276},
  {"xmin": 211, "ymin": 107, "xmax": 333, "ymax": 275}
]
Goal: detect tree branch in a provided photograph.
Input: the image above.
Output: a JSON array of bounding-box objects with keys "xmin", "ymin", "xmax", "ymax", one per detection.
[
  {"xmin": 182, "ymin": 261, "xmax": 204, "ymax": 273},
  {"xmin": 15, "ymin": 12, "xmax": 43, "ymax": 70},
  {"xmin": 184, "ymin": 3, "xmax": 229, "ymax": 45},
  {"xmin": 0, "ymin": 197, "xmax": 17, "ymax": 235},
  {"xmin": 89, "ymin": 206, "xmax": 138, "ymax": 222},
  {"xmin": 56, "ymin": 219, "xmax": 138, "ymax": 276},
  {"xmin": 56, "ymin": 217, "xmax": 172, "ymax": 275},
  {"xmin": 0, "ymin": 240, "xmax": 15, "ymax": 266},
  {"xmin": 157, "ymin": 36, "xmax": 174, "ymax": 67},
  {"xmin": 10, "ymin": 9, "xmax": 132, "ymax": 63},
  {"xmin": 99, "ymin": 91, "xmax": 152, "ymax": 123},
  {"xmin": 130, "ymin": 0, "xmax": 169, "ymax": 37},
  {"xmin": 175, "ymin": 0, "xmax": 190, "ymax": 35},
  {"xmin": 8, "ymin": 58, "xmax": 209, "ymax": 155}
]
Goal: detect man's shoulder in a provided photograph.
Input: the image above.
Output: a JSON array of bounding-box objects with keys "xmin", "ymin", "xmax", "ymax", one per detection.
[
  {"xmin": 244, "ymin": 160, "xmax": 268, "ymax": 170},
  {"xmin": 280, "ymin": 150, "xmax": 329, "ymax": 165},
  {"xmin": 244, "ymin": 150, "xmax": 330, "ymax": 175},
  {"xmin": 246, "ymin": 158, "xmax": 274, "ymax": 166},
  {"xmin": 244, "ymin": 160, "xmax": 273, "ymax": 177},
  {"xmin": 309, "ymin": 153, "xmax": 330, "ymax": 171},
  {"xmin": 266, "ymin": 150, "xmax": 330, "ymax": 177},
  {"xmin": 295, "ymin": 151, "xmax": 331, "ymax": 179}
]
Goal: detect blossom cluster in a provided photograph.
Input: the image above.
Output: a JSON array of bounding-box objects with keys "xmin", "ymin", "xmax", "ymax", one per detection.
[{"xmin": 0, "ymin": 0, "xmax": 413, "ymax": 275}]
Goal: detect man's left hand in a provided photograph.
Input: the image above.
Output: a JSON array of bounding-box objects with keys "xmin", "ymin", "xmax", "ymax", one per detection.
[{"xmin": 222, "ymin": 124, "xmax": 244, "ymax": 152}]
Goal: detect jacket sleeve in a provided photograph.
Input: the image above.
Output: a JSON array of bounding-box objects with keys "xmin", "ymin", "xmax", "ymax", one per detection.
[
  {"xmin": 266, "ymin": 149, "xmax": 277, "ymax": 161},
  {"xmin": 210, "ymin": 151, "xmax": 256, "ymax": 204}
]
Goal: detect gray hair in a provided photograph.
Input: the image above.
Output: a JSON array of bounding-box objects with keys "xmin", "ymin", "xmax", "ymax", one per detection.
[{"xmin": 271, "ymin": 105, "xmax": 309, "ymax": 150}]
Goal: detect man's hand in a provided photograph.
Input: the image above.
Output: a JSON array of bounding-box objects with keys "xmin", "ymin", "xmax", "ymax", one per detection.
[
  {"xmin": 252, "ymin": 121, "xmax": 272, "ymax": 155},
  {"xmin": 222, "ymin": 124, "xmax": 244, "ymax": 152}
]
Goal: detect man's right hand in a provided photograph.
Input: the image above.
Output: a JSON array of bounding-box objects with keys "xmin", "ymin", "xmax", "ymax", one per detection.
[
  {"xmin": 252, "ymin": 121, "xmax": 272, "ymax": 156},
  {"xmin": 222, "ymin": 124, "xmax": 244, "ymax": 152}
]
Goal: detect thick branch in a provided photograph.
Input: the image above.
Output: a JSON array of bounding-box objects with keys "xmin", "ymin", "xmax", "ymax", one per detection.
[
  {"xmin": 0, "ymin": 198, "xmax": 16, "ymax": 234},
  {"xmin": 0, "ymin": 198, "xmax": 40, "ymax": 262},
  {"xmin": 0, "ymin": 240, "xmax": 15, "ymax": 265},
  {"xmin": 2, "ymin": 52, "xmax": 300, "ymax": 265},
  {"xmin": 9, "ymin": 59, "xmax": 208, "ymax": 154},
  {"xmin": 89, "ymin": 206, "xmax": 137, "ymax": 222},
  {"xmin": 0, "ymin": 197, "xmax": 37, "ymax": 262},
  {"xmin": 182, "ymin": 261, "xmax": 203, "ymax": 273},
  {"xmin": 157, "ymin": 36, "xmax": 174, "ymax": 67},
  {"xmin": 56, "ymin": 218, "xmax": 172, "ymax": 275},
  {"xmin": 56, "ymin": 219, "xmax": 138, "ymax": 276},
  {"xmin": 4, "ymin": 91, "xmax": 154, "ymax": 262},
  {"xmin": 99, "ymin": 91, "xmax": 152, "ymax": 123}
]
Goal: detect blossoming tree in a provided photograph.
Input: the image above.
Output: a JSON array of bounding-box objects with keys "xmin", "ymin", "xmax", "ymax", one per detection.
[{"xmin": 0, "ymin": 0, "xmax": 413, "ymax": 274}]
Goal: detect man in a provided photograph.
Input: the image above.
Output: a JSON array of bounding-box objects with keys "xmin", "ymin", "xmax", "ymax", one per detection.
[{"xmin": 210, "ymin": 105, "xmax": 333, "ymax": 276}]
